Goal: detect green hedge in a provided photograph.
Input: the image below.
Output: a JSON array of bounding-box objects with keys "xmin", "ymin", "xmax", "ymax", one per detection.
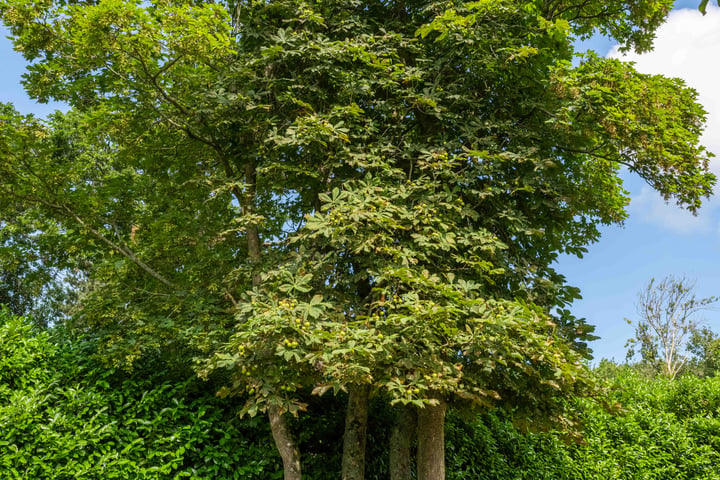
[
  {"xmin": 566, "ymin": 369, "xmax": 720, "ymax": 480},
  {"xmin": 4, "ymin": 310, "xmax": 720, "ymax": 479},
  {"xmin": 0, "ymin": 311, "xmax": 280, "ymax": 479}
]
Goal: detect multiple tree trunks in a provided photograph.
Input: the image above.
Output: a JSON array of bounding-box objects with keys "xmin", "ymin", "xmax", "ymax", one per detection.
[
  {"xmin": 268, "ymin": 389, "xmax": 445, "ymax": 480},
  {"xmin": 342, "ymin": 392, "xmax": 445, "ymax": 480}
]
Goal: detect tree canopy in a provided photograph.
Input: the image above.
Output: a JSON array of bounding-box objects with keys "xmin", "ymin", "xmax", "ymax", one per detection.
[{"xmin": 0, "ymin": 0, "xmax": 715, "ymax": 478}]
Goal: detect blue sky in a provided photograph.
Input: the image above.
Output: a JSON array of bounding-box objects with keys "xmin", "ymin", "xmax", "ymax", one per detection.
[
  {"xmin": 0, "ymin": 27, "xmax": 64, "ymax": 116},
  {"xmin": 2, "ymin": 3, "xmax": 720, "ymax": 362},
  {"xmin": 560, "ymin": 1, "xmax": 720, "ymax": 362}
]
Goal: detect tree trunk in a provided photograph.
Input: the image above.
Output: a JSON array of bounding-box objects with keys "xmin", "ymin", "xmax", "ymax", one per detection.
[
  {"xmin": 416, "ymin": 396, "xmax": 446, "ymax": 480},
  {"xmin": 342, "ymin": 384, "xmax": 370, "ymax": 480},
  {"xmin": 269, "ymin": 405, "xmax": 302, "ymax": 480},
  {"xmin": 244, "ymin": 160, "xmax": 302, "ymax": 479},
  {"xmin": 389, "ymin": 404, "xmax": 415, "ymax": 480}
]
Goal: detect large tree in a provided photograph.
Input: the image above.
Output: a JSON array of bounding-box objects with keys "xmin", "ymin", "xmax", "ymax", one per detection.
[{"xmin": 0, "ymin": 0, "xmax": 715, "ymax": 478}]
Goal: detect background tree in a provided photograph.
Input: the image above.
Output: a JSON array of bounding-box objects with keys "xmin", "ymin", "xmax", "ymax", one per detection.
[
  {"xmin": 626, "ymin": 275, "xmax": 718, "ymax": 379},
  {"xmin": 686, "ymin": 325, "xmax": 720, "ymax": 377},
  {"xmin": 0, "ymin": 226, "xmax": 83, "ymax": 328},
  {"xmin": 0, "ymin": 105, "xmax": 82, "ymax": 328}
]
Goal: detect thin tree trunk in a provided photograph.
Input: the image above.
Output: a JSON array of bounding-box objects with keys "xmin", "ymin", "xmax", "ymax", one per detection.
[
  {"xmin": 416, "ymin": 395, "xmax": 446, "ymax": 480},
  {"xmin": 389, "ymin": 404, "xmax": 415, "ymax": 480},
  {"xmin": 244, "ymin": 160, "xmax": 302, "ymax": 480},
  {"xmin": 342, "ymin": 384, "xmax": 370, "ymax": 480},
  {"xmin": 269, "ymin": 405, "xmax": 302, "ymax": 480}
]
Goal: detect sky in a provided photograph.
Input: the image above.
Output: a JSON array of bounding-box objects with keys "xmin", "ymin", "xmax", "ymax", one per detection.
[
  {"xmin": 559, "ymin": 1, "xmax": 720, "ymax": 362},
  {"xmin": 1, "ymin": 3, "xmax": 720, "ymax": 362}
]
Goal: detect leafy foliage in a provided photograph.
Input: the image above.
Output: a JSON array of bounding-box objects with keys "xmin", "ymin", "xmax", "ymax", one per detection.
[
  {"xmin": 5, "ymin": 312, "xmax": 720, "ymax": 479},
  {"xmin": 569, "ymin": 365, "xmax": 720, "ymax": 479},
  {"xmin": 687, "ymin": 326, "xmax": 720, "ymax": 377},
  {"xmin": 0, "ymin": 311, "xmax": 281, "ymax": 479},
  {"xmin": 445, "ymin": 365, "xmax": 720, "ymax": 479},
  {"xmin": 0, "ymin": 0, "xmax": 717, "ymax": 476}
]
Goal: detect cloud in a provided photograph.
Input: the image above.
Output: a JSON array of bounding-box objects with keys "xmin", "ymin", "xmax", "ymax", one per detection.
[
  {"xmin": 629, "ymin": 185, "xmax": 713, "ymax": 234},
  {"xmin": 608, "ymin": 6, "xmax": 720, "ymax": 232}
]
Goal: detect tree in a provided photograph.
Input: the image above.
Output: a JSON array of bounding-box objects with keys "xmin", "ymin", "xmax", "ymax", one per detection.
[
  {"xmin": 0, "ymin": 227, "xmax": 83, "ymax": 328},
  {"xmin": 0, "ymin": 136, "xmax": 81, "ymax": 329},
  {"xmin": 0, "ymin": 0, "xmax": 715, "ymax": 479},
  {"xmin": 686, "ymin": 325, "xmax": 720, "ymax": 377},
  {"xmin": 626, "ymin": 275, "xmax": 718, "ymax": 379}
]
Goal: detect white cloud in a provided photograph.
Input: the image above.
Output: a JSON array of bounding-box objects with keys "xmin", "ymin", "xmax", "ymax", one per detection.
[
  {"xmin": 629, "ymin": 185, "xmax": 713, "ymax": 233},
  {"xmin": 608, "ymin": 6, "xmax": 720, "ymax": 232}
]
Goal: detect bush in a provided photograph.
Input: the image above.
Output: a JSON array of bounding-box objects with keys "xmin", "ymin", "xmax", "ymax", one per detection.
[
  {"xmin": 443, "ymin": 366, "xmax": 720, "ymax": 480},
  {"xmin": 4, "ymin": 313, "xmax": 720, "ymax": 479},
  {"xmin": 0, "ymin": 310, "xmax": 281, "ymax": 479}
]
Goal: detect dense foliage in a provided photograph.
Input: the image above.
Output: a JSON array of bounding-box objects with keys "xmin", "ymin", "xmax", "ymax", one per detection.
[
  {"xmin": 445, "ymin": 367, "xmax": 720, "ymax": 479},
  {"xmin": 0, "ymin": 310, "xmax": 282, "ymax": 479},
  {"xmin": 0, "ymin": 0, "xmax": 716, "ymax": 477},
  {"xmin": 571, "ymin": 365, "xmax": 720, "ymax": 479},
  {"xmin": 4, "ymin": 314, "xmax": 720, "ymax": 479}
]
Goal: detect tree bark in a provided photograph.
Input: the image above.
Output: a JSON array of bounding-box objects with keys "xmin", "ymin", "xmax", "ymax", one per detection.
[
  {"xmin": 244, "ymin": 160, "xmax": 302, "ymax": 479},
  {"xmin": 389, "ymin": 404, "xmax": 416, "ymax": 480},
  {"xmin": 416, "ymin": 396, "xmax": 446, "ymax": 480},
  {"xmin": 269, "ymin": 405, "xmax": 302, "ymax": 480},
  {"xmin": 342, "ymin": 384, "xmax": 370, "ymax": 480}
]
